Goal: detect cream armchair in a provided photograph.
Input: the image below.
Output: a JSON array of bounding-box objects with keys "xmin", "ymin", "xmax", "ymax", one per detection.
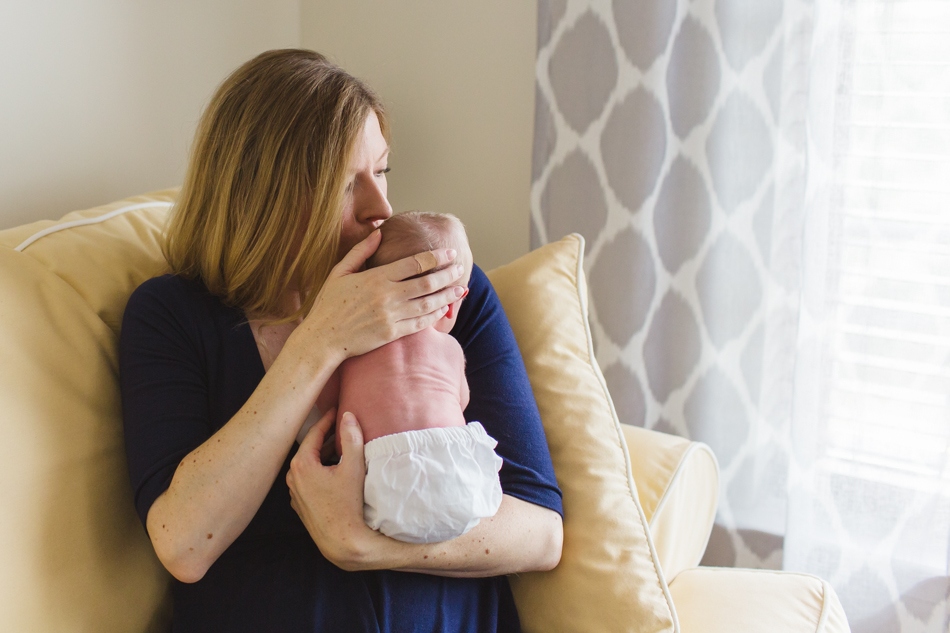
[{"xmin": 0, "ymin": 191, "xmax": 849, "ymax": 632}]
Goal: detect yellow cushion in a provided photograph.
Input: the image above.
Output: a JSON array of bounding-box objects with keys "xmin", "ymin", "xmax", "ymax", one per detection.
[
  {"xmin": 0, "ymin": 193, "xmax": 173, "ymax": 632},
  {"xmin": 670, "ymin": 568, "xmax": 851, "ymax": 633},
  {"xmin": 489, "ymin": 235, "xmax": 677, "ymax": 633},
  {"xmin": 621, "ymin": 424, "xmax": 719, "ymax": 580},
  {"xmin": 0, "ymin": 190, "xmax": 175, "ymax": 336}
]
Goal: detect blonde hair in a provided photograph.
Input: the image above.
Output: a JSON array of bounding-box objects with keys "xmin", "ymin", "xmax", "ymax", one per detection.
[
  {"xmin": 366, "ymin": 212, "xmax": 470, "ymax": 276},
  {"xmin": 163, "ymin": 49, "xmax": 388, "ymax": 321}
]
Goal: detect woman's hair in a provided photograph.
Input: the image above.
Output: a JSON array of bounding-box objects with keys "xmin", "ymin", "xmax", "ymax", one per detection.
[
  {"xmin": 366, "ymin": 211, "xmax": 471, "ymax": 278},
  {"xmin": 163, "ymin": 49, "xmax": 388, "ymax": 321}
]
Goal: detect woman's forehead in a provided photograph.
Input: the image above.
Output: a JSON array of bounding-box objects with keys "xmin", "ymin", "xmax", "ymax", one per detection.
[{"xmin": 350, "ymin": 112, "xmax": 389, "ymax": 169}]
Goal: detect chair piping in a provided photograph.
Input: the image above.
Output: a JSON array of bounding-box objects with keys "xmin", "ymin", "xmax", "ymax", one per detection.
[{"xmin": 14, "ymin": 201, "xmax": 173, "ymax": 252}]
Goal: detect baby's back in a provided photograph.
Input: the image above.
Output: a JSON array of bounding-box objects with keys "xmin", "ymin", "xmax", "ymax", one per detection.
[{"xmin": 338, "ymin": 328, "xmax": 468, "ymax": 444}]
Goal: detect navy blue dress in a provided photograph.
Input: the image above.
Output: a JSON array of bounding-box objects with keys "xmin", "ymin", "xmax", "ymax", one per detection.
[{"xmin": 120, "ymin": 264, "xmax": 563, "ymax": 632}]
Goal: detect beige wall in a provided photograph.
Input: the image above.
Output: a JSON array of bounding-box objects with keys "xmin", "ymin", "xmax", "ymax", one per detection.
[
  {"xmin": 1, "ymin": 1, "xmax": 538, "ymax": 269},
  {"xmin": 0, "ymin": 0, "xmax": 299, "ymax": 229},
  {"xmin": 302, "ymin": 1, "xmax": 537, "ymax": 270}
]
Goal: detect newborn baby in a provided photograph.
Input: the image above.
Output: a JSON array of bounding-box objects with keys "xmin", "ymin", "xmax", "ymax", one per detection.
[{"xmin": 314, "ymin": 211, "xmax": 503, "ymax": 544}]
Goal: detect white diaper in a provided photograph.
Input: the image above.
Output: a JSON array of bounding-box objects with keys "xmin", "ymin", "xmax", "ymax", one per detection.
[{"xmin": 363, "ymin": 422, "xmax": 504, "ymax": 544}]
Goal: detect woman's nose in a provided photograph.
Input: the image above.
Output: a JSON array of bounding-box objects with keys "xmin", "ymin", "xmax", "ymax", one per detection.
[{"xmin": 355, "ymin": 177, "xmax": 392, "ymax": 225}]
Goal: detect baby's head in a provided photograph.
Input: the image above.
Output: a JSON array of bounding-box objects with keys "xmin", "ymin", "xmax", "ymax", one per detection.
[{"xmin": 366, "ymin": 211, "xmax": 472, "ymax": 333}]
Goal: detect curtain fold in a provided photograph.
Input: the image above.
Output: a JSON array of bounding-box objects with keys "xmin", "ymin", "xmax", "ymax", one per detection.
[
  {"xmin": 784, "ymin": 1, "xmax": 950, "ymax": 631},
  {"xmin": 532, "ymin": 1, "xmax": 950, "ymax": 631},
  {"xmin": 532, "ymin": 0, "xmax": 806, "ymax": 570}
]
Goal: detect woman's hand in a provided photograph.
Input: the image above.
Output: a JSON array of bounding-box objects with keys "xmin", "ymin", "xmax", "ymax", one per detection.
[
  {"xmin": 294, "ymin": 229, "xmax": 465, "ymax": 364},
  {"xmin": 288, "ymin": 408, "xmax": 563, "ymax": 577},
  {"xmin": 287, "ymin": 408, "xmax": 389, "ymax": 570}
]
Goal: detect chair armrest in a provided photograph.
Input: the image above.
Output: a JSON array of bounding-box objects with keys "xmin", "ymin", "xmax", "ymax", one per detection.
[
  {"xmin": 669, "ymin": 568, "xmax": 851, "ymax": 633},
  {"xmin": 620, "ymin": 424, "xmax": 719, "ymax": 579}
]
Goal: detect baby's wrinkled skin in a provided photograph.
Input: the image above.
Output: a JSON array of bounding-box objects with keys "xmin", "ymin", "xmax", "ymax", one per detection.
[
  {"xmin": 311, "ymin": 261, "xmax": 472, "ymax": 457},
  {"xmin": 337, "ymin": 326, "xmax": 469, "ymax": 443}
]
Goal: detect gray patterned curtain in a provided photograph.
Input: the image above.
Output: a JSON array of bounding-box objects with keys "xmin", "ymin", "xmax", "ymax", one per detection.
[
  {"xmin": 532, "ymin": 1, "xmax": 950, "ymax": 631},
  {"xmin": 532, "ymin": 0, "xmax": 805, "ymax": 570}
]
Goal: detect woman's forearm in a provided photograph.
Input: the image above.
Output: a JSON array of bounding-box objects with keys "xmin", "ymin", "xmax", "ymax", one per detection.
[
  {"xmin": 358, "ymin": 496, "xmax": 563, "ymax": 578},
  {"xmin": 288, "ymin": 412, "xmax": 563, "ymax": 579},
  {"xmin": 146, "ymin": 338, "xmax": 341, "ymax": 583},
  {"xmin": 396, "ymin": 495, "xmax": 562, "ymax": 577}
]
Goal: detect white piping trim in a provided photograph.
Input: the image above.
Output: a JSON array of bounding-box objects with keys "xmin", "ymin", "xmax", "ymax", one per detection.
[
  {"xmin": 647, "ymin": 442, "xmax": 719, "ymax": 570},
  {"xmin": 570, "ymin": 233, "xmax": 681, "ymax": 633},
  {"xmin": 649, "ymin": 443, "xmax": 716, "ymax": 525},
  {"xmin": 14, "ymin": 201, "xmax": 173, "ymax": 252},
  {"xmin": 815, "ymin": 580, "xmax": 832, "ymax": 633}
]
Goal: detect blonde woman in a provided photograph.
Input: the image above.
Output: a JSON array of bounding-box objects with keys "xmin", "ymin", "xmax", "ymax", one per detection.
[{"xmin": 120, "ymin": 49, "xmax": 562, "ymax": 632}]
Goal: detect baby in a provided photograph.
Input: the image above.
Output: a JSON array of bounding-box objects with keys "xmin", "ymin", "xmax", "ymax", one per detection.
[{"xmin": 315, "ymin": 212, "xmax": 503, "ymax": 544}]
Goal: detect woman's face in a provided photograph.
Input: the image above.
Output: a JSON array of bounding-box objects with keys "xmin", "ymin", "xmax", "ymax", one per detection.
[{"xmin": 338, "ymin": 110, "xmax": 392, "ymax": 260}]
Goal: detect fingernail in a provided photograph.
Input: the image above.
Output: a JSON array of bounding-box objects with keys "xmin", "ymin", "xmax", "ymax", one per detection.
[
  {"xmin": 454, "ymin": 286, "xmax": 464, "ymax": 297},
  {"xmin": 342, "ymin": 412, "xmax": 356, "ymax": 426},
  {"xmin": 455, "ymin": 264, "xmax": 464, "ymax": 276},
  {"xmin": 446, "ymin": 249, "xmax": 457, "ymax": 260}
]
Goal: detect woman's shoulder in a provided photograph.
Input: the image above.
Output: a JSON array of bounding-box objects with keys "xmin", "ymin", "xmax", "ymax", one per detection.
[
  {"xmin": 457, "ymin": 264, "xmax": 502, "ymax": 324},
  {"xmin": 452, "ymin": 263, "xmax": 517, "ymax": 358},
  {"xmin": 131, "ymin": 273, "xmax": 207, "ymax": 302},
  {"xmin": 465, "ymin": 264, "xmax": 493, "ymax": 302},
  {"xmin": 128, "ymin": 274, "xmax": 226, "ymax": 314},
  {"xmin": 124, "ymin": 274, "xmax": 235, "ymax": 337}
]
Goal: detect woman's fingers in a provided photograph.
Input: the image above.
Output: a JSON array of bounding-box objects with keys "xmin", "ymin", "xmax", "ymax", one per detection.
[
  {"xmin": 383, "ymin": 248, "xmax": 458, "ymax": 282},
  {"xmin": 297, "ymin": 243, "xmax": 466, "ymax": 361},
  {"xmin": 287, "ymin": 408, "xmax": 338, "ymax": 511},
  {"xmin": 299, "ymin": 407, "xmax": 336, "ymax": 456},
  {"xmin": 401, "ymin": 264, "xmax": 465, "ymax": 301},
  {"xmin": 334, "ymin": 229, "xmax": 382, "ymax": 276},
  {"xmin": 404, "ymin": 284, "xmax": 465, "ymax": 319},
  {"xmin": 320, "ymin": 430, "xmax": 338, "ymax": 465},
  {"xmin": 392, "ymin": 305, "xmax": 450, "ymax": 339},
  {"xmin": 337, "ymin": 412, "xmax": 365, "ymax": 476}
]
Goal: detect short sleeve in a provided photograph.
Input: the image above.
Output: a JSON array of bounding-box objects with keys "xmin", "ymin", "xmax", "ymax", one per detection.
[
  {"xmin": 452, "ymin": 265, "xmax": 563, "ymax": 517},
  {"xmin": 119, "ymin": 276, "xmax": 214, "ymax": 528}
]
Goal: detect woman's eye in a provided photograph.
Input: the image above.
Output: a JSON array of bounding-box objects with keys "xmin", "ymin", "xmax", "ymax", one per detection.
[{"xmin": 376, "ymin": 167, "xmax": 391, "ymax": 178}]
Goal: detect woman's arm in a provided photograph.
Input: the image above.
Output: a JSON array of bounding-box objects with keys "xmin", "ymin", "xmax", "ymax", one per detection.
[
  {"xmin": 126, "ymin": 231, "xmax": 465, "ymax": 583},
  {"xmin": 287, "ymin": 409, "xmax": 563, "ymax": 577},
  {"xmin": 399, "ymin": 495, "xmax": 563, "ymax": 577},
  {"xmin": 286, "ymin": 262, "xmax": 564, "ymax": 576},
  {"xmin": 143, "ymin": 337, "xmax": 339, "ymax": 583}
]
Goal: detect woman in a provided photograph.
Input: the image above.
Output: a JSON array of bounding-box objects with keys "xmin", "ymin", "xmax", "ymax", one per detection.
[{"xmin": 120, "ymin": 49, "xmax": 563, "ymax": 632}]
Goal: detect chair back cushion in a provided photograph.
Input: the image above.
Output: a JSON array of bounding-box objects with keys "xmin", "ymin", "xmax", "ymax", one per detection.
[
  {"xmin": 0, "ymin": 192, "xmax": 175, "ymax": 632},
  {"xmin": 489, "ymin": 235, "xmax": 677, "ymax": 633}
]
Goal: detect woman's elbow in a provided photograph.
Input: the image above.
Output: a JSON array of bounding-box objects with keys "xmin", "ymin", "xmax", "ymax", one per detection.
[
  {"xmin": 534, "ymin": 513, "xmax": 564, "ymax": 572},
  {"xmin": 165, "ymin": 556, "xmax": 210, "ymax": 584},
  {"xmin": 151, "ymin": 536, "xmax": 211, "ymax": 583},
  {"xmin": 147, "ymin": 518, "xmax": 212, "ymax": 583},
  {"xmin": 146, "ymin": 502, "xmax": 216, "ymax": 583}
]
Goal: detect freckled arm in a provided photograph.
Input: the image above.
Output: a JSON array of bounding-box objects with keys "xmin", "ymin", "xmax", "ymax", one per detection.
[
  {"xmin": 288, "ymin": 413, "xmax": 563, "ymax": 578},
  {"xmin": 389, "ymin": 495, "xmax": 563, "ymax": 578},
  {"xmin": 145, "ymin": 336, "xmax": 342, "ymax": 584}
]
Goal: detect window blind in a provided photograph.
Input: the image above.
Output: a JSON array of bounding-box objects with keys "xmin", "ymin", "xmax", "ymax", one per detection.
[{"xmin": 826, "ymin": 0, "xmax": 950, "ymax": 490}]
